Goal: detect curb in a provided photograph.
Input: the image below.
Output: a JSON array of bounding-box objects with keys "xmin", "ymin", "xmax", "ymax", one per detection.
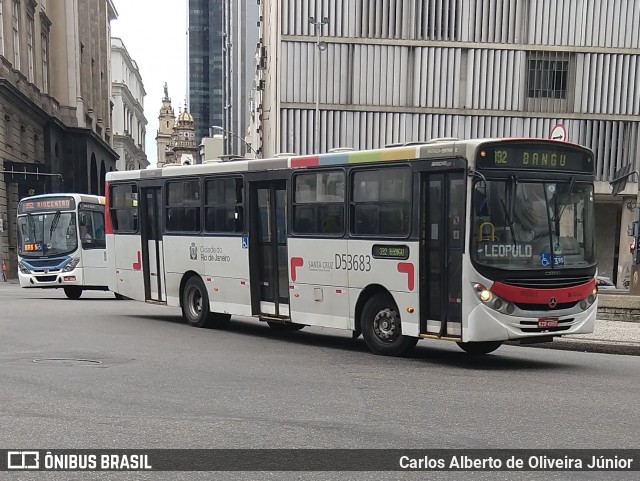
[{"xmin": 509, "ymin": 339, "xmax": 640, "ymax": 356}]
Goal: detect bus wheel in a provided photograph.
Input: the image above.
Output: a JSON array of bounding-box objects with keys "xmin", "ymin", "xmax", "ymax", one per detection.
[
  {"xmin": 63, "ymin": 286, "xmax": 83, "ymax": 300},
  {"xmin": 208, "ymin": 313, "xmax": 231, "ymax": 329},
  {"xmin": 456, "ymin": 341, "xmax": 503, "ymax": 355},
  {"xmin": 267, "ymin": 321, "xmax": 305, "ymax": 331},
  {"xmin": 182, "ymin": 276, "xmax": 211, "ymax": 328},
  {"xmin": 361, "ymin": 294, "xmax": 418, "ymax": 356}
]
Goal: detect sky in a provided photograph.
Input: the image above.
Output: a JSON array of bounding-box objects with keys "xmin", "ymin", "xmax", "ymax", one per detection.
[{"xmin": 111, "ymin": 0, "xmax": 188, "ymax": 167}]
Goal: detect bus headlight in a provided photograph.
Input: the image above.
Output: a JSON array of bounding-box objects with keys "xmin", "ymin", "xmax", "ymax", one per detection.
[
  {"xmin": 63, "ymin": 257, "xmax": 80, "ymax": 272},
  {"xmin": 473, "ymin": 282, "xmax": 514, "ymax": 314},
  {"xmin": 473, "ymin": 283, "xmax": 493, "ymax": 302},
  {"xmin": 18, "ymin": 262, "xmax": 30, "ymax": 274}
]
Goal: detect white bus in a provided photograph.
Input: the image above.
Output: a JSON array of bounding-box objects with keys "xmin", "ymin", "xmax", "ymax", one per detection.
[
  {"xmin": 17, "ymin": 193, "xmax": 113, "ymax": 299},
  {"xmin": 105, "ymin": 138, "xmax": 598, "ymax": 355}
]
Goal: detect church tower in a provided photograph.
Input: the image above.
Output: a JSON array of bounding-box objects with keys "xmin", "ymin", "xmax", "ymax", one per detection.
[
  {"xmin": 156, "ymin": 83, "xmax": 175, "ymax": 168},
  {"xmin": 171, "ymin": 103, "xmax": 198, "ymax": 165}
]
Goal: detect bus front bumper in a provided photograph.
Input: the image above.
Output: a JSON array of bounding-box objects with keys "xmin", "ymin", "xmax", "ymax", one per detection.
[
  {"xmin": 18, "ymin": 270, "xmax": 84, "ymax": 288},
  {"xmin": 464, "ymin": 301, "xmax": 598, "ymax": 343}
]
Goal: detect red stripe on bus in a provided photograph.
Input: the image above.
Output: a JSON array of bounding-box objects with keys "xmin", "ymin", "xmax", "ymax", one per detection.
[
  {"xmin": 132, "ymin": 251, "xmax": 142, "ymax": 271},
  {"xmin": 104, "ymin": 181, "xmax": 113, "ymax": 234},
  {"xmin": 490, "ymin": 279, "xmax": 595, "ymax": 304},
  {"xmin": 396, "ymin": 262, "xmax": 415, "ymax": 291},
  {"xmin": 290, "ymin": 257, "xmax": 304, "ymax": 282},
  {"xmin": 291, "ymin": 156, "xmax": 319, "ymax": 168}
]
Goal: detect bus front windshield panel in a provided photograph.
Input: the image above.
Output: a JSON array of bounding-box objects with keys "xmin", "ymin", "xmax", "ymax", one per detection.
[
  {"xmin": 472, "ymin": 180, "xmax": 595, "ymax": 270},
  {"xmin": 17, "ymin": 212, "xmax": 78, "ymax": 257}
]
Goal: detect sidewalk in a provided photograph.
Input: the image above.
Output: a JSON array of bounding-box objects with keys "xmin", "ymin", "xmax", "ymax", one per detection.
[{"xmin": 2, "ymin": 278, "xmax": 640, "ymax": 355}]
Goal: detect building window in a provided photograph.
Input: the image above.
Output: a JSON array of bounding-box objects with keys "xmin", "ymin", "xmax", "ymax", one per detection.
[
  {"xmin": 293, "ymin": 171, "xmax": 345, "ymax": 236},
  {"xmin": 41, "ymin": 33, "xmax": 49, "ymax": 93},
  {"xmin": 12, "ymin": 0, "xmax": 20, "ymax": 69},
  {"xmin": 527, "ymin": 57, "xmax": 569, "ymax": 99},
  {"xmin": 26, "ymin": 15, "xmax": 34, "ymax": 82}
]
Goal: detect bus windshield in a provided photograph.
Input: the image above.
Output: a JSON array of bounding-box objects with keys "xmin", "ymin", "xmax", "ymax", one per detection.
[
  {"xmin": 472, "ymin": 179, "xmax": 596, "ymax": 270},
  {"xmin": 17, "ymin": 211, "xmax": 78, "ymax": 257}
]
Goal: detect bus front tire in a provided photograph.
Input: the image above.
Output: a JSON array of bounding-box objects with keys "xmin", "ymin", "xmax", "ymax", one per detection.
[
  {"xmin": 456, "ymin": 341, "xmax": 503, "ymax": 355},
  {"xmin": 267, "ymin": 321, "xmax": 305, "ymax": 331},
  {"xmin": 361, "ymin": 294, "xmax": 418, "ymax": 356},
  {"xmin": 63, "ymin": 286, "xmax": 83, "ymax": 300},
  {"xmin": 182, "ymin": 276, "xmax": 211, "ymax": 328}
]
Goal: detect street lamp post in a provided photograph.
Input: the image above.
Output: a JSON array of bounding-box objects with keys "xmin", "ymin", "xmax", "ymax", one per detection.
[
  {"xmin": 211, "ymin": 125, "xmax": 261, "ymax": 159},
  {"xmin": 309, "ymin": 16, "xmax": 328, "ymax": 154}
]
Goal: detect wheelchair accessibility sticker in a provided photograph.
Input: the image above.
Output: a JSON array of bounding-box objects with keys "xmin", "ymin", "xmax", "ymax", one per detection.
[{"xmin": 540, "ymin": 252, "xmax": 564, "ymax": 267}]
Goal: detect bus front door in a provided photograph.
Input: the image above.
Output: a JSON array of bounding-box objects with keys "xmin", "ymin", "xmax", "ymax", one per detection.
[
  {"xmin": 420, "ymin": 172, "xmax": 465, "ymax": 339},
  {"xmin": 250, "ymin": 181, "xmax": 289, "ymax": 317},
  {"xmin": 140, "ymin": 186, "xmax": 165, "ymax": 302}
]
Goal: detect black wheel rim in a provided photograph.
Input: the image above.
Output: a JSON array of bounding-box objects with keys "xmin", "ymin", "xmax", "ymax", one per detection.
[
  {"xmin": 186, "ymin": 285, "xmax": 203, "ymax": 320},
  {"xmin": 372, "ymin": 307, "xmax": 401, "ymax": 343}
]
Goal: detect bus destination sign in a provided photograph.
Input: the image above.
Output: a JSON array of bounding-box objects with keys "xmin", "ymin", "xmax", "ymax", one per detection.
[
  {"xmin": 18, "ymin": 197, "xmax": 75, "ymax": 214},
  {"xmin": 477, "ymin": 142, "xmax": 594, "ymax": 174},
  {"xmin": 372, "ymin": 244, "xmax": 410, "ymax": 260}
]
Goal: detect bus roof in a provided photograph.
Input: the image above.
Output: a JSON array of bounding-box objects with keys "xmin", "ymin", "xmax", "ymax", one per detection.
[
  {"xmin": 18, "ymin": 193, "xmax": 105, "ymax": 205},
  {"xmin": 105, "ymin": 137, "xmax": 590, "ymax": 181}
]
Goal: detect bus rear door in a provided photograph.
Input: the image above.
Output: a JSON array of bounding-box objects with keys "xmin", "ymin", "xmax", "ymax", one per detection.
[
  {"xmin": 248, "ymin": 178, "xmax": 289, "ymax": 318},
  {"xmin": 140, "ymin": 186, "xmax": 165, "ymax": 302}
]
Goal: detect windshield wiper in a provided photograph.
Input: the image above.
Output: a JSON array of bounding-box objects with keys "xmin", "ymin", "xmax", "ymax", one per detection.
[
  {"xmin": 502, "ymin": 175, "xmax": 519, "ymax": 242},
  {"xmin": 49, "ymin": 211, "xmax": 61, "ymax": 238}
]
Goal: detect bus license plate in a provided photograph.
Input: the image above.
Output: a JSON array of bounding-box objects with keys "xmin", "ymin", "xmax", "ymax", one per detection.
[{"xmin": 538, "ymin": 318, "xmax": 559, "ymax": 328}]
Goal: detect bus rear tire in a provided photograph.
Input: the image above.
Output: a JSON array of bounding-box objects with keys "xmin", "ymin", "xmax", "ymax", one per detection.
[
  {"xmin": 456, "ymin": 341, "xmax": 503, "ymax": 355},
  {"xmin": 64, "ymin": 286, "xmax": 83, "ymax": 300},
  {"xmin": 182, "ymin": 276, "xmax": 211, "ymax": 328},
  {"xmin": 267, "ymin": 321, "xmax": 305, "ymax": 331},
  {"xmin": 361, "ymin": 294, "xmax": 418, "ymax": 356}
]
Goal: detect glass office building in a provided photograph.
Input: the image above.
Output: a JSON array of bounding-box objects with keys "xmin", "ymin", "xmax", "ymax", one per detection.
[{"xmin": 188, "ymin": 0, "xmax": 224, "ymax": 146}]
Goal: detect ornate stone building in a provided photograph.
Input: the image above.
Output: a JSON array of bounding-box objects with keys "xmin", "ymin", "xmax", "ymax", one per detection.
[
  {"xmin": 1, "ymin": 0, "xmax": 118, "ymax": 277},
  {"xmin": 156, "ymin": 85, "xmax": 198, "ymax": 167},
  {"xmin": 111, "ymin": 37, "xmax": 147, "ymax": 170}
]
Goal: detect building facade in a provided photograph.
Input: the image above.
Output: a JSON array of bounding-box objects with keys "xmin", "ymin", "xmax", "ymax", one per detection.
[
  {"xmin": 111, "ymin": 37, "xmax": 147, "ymax": 171},
  {"xmin": 1, "ymin": 0, "xmax": 118, "ymax": 277},
  {"xmin": 188, "ymin": 0, "xmax": 224, "ymax": 146},
  {"xmin": 255, "ymin": 0, "xmax": 640, "ymax": 288},
  {"xmin": 222, "ymin": 0, "xmax": 259, "ymax": 156}
]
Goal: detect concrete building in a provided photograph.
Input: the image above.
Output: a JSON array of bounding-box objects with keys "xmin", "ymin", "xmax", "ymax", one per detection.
[
  {"xmin": 111, "ymin": 37, "xmax": 147, "ymax": 171},
  {"xmin": 1, "ymin": 0, "xmax": 118, "ymax": 276},
  {"xmin": 222, "ymin": 0, "xmax": 259, "ymax": 156},
  {"xmin": 188, "ymin": 0, "xmax": 224, "ymax": 146},
  {"xmin": 255, "ymin": 0, "xmax": 640, "ymax": 289}
]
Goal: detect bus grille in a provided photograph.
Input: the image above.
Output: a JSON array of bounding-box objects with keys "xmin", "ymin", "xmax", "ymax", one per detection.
[
  {"xmin": 25, "ymin": 258, "xmax": 68, "ymax": 268},
  {"xmin": 35, "ymin": 275, "xmax": 58, "ymax": 282},
  {"xmin": 502, "ymin": 277, "xmax": 593, "ymax": 289},
  {"xmin": 515, "ymin": 301, "xmax": 579, "ymax": 311}
]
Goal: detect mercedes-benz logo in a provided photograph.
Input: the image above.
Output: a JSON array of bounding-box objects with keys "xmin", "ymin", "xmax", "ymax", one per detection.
[{"xmin": 548, "ymin": 297, "xmax": 557, "ymax": 308}]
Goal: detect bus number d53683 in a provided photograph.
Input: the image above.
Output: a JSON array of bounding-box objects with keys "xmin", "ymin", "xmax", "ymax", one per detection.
[{"xmin": 335, "ymin": 254, "xmax": 372, "ymax": 272}]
